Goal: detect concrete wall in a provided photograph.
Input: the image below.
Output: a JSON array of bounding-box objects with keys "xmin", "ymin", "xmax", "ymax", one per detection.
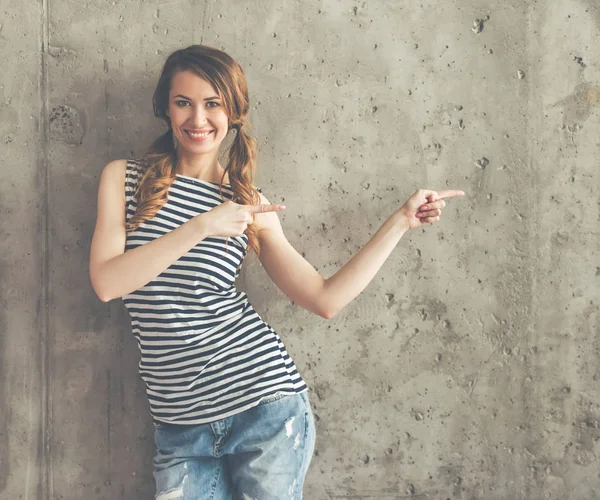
[{"xmin": 3, "ymin": 0, "xmax": 599, "ymax": 498}]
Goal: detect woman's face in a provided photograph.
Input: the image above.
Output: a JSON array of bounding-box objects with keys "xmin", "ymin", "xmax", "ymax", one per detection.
[{"xmin": 167, "ymin": 70, "xmax": 230, "ymax": 156}]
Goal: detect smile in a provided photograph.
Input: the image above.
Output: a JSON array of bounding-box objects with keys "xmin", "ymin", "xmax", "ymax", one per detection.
[{"xmin": 185, "ymin": 130, "xmax": 214, "ymax": 139}]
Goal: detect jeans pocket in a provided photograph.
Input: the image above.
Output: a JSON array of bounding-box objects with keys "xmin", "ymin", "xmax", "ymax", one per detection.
[{"xmin": 154, "ymin": 420, "xmax": 174, "ymax": 431}]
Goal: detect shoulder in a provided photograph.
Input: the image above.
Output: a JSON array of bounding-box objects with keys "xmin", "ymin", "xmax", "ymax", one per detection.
[
  {"xmin": 255, "ymin": 188, "xmax": 267, "ymax": 204},
  {"xmin": 95, "ymin": 160, "xmax": 129, "ymax": 216},
  {"xmin": 98, "ymin": 159, "xmax": 128, "ymax": 186},
  {"xmin": 102, "ymin": 159, "xmax": 127, "ymax": 177},
  {"xmin": 101, "ymin": 158, "xmax": 147, "ymax": 190},
  {"xmin": 102, "ymin": 158, "xmax": 148, "ymax": 178},
  {"xmin": 95, "ymin": 160, "xmax": 126, "ymax": 202}
]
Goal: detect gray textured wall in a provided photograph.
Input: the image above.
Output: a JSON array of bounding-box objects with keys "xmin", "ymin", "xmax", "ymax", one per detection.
[{"xmin": 2, "ymin": 0, "xmax": 599, "ymax": 498}]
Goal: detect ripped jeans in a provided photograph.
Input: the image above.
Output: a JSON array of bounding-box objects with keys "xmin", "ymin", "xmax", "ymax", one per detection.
[{"xmin": 152, "ymin": 391, "xmax": 316, "ymax": 500}]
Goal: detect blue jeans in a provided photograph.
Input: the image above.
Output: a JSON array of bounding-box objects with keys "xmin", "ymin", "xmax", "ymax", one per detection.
[{"xmin": 152, "ymin": 391, "xmax": 316, "ymax": 499}]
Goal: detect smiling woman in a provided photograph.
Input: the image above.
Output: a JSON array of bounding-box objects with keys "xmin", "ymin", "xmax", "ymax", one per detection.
[
  {"xmin": 89, "ymin": 45, "xmax": 315, "ymax": 500},
  {"xmin": 89, "ymin": 44, "xmax": 464, "ymax": 500}
]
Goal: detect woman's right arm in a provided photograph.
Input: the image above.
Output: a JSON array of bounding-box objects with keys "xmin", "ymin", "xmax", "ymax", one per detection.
[{"xmin": 89, "ymin": 160, "xmax": 210, "ymax": 302}]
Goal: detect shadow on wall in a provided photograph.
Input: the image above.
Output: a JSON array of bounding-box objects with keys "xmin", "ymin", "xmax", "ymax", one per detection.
[
  {"xmin": 46, "ymin": 53, "xmax": 244, "ymax": 496},
  {"xmin": 0, "ymin": 306, "xmax": 7, "ymax": 493},
  {"xmin": 46, "ymin": 65, "xmax": 173, "ymax": 498}
]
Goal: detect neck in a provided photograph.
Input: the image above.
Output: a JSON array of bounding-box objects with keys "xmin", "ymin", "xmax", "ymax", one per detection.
[{"xmin": 175, "ymin": 151, "xmax": 228, "ymax": 183}]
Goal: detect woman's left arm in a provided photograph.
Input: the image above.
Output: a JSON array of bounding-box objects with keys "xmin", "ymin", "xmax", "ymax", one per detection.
[
  {"xmin": 255, "ymin": 198, "xmax": 407, "ymax": 319},
  {"xmin": 255, "ymin": 188, "xmax": 464, "ymax": 319},
  {"xmin": 256, "ymin": 189, "xmax": 465, "ymax": 319}
]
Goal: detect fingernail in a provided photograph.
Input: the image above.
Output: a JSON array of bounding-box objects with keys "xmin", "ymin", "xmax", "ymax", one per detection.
[
  {"xmin": 278, "ymin": 205, "xmax": 286, "ymax": 209},
  {"xmin": 416, "ymin": 212, "xmax": 422, "ymax": 217}
]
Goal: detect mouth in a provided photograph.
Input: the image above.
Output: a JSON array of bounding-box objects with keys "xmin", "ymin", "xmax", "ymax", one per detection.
[{"xmin": 184, "ymin": 129, "xmax": 214, "ymax": 141}]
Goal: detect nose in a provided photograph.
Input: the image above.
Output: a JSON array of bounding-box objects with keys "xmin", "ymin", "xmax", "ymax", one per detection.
[{"xmin": 189, "ymin": 104, "xmax": 209, "ymax": 127}]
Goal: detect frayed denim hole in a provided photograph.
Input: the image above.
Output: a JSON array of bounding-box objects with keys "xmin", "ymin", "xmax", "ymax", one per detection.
[{"xmin": 155, "ymin": 474, "xmax": 187, "ymax": 500}]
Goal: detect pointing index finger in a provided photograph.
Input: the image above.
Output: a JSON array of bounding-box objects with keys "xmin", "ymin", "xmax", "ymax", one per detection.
[
  {"xmin": 436, "ymin": 190, "xmax": 466, "ymax": 199},
  {"xmin": 245, "ymin": 204, "xmax": 285, "ymax": 213}
]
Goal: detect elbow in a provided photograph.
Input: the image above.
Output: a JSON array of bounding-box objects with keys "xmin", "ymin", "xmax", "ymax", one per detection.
[
  {"xmin": 89, "ymin": 271, "xmax": 114, "ymax": 303},
  {"xmin": 92, "ymin": 284, "xmax": 113, "ymax": 303},
  {"xmin": 97, "ymin": 292, "xmax": 113, "ymax": 303},
  {"xmin": 319, "ymin": 306, "xmax": 337, "ymax": 320},
  {"xmin": 316, "ymin": 281, "xmax": 337, "ymax": 319}
]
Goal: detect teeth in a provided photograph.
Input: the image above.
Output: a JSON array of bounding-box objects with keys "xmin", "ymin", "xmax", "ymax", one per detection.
[{"xmin": 188, "ymin": 130, "xmax": 212, "ymax": 138}]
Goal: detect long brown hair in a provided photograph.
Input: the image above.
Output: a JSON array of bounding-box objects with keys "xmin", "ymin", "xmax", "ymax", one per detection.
[{"xmin": 126, "ymin": 45, "xmax": 261, "ymax": 255}]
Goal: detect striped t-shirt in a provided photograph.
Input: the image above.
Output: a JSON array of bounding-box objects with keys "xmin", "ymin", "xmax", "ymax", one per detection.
[{"xmin": 122, "ymin": 159, "xmax": 307, "ymax": 425}]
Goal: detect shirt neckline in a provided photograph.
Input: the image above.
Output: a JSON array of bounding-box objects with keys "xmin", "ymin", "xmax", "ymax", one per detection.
[{"xmin": 175, "ymin": 173, "xmax": 231, "ymax": 187}]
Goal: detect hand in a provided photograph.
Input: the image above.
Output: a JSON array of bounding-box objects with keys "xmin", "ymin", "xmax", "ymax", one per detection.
[
  {"xmin": 396, "ymin": 189, "xmax": 465, "ymax": 230},
  {"xmin": 200, "ymin": 200, "xmax": 285, "ymax": 237}
]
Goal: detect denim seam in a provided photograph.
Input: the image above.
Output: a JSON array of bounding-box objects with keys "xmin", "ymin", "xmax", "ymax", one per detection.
[
  {"xmin": 257, "ymin": 391, "xmax": 288, "ymax": 406},
  {"xmin": 209, "ymin": 466, "xmax": 222, "ymax": 500},
  {"xmin": 210, "ymin": 421, "xmax": 220, "ymax": 458},
  {"xmin": 211, "ymin": 419, "xmax": 231, "ymax": 458}
]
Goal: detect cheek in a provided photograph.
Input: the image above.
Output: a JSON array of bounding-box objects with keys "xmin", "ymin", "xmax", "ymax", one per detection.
[
  {"xmin": 169, "ymin": 107, "xmax": 185, "ymax": 124},
  {"xmin": 220, "ymin": 112, "xmax": 230, "ymax": 128},
  {"xmin": 170, "ymin": 104, "xmax": 193, "ymax": 123}
]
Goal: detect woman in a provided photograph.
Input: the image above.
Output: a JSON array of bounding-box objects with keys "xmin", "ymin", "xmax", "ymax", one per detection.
[{"xmin": 89, "ymin": 44, "xmax": 464, "ymax": 500}]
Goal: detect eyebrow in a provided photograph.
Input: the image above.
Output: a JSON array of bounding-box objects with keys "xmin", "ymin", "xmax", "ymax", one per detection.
[{"xmin": 173, "ymin": 94, "xmax": 220, "ymax": 101}]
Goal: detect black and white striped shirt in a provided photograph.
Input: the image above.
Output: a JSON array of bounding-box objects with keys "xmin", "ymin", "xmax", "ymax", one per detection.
[{"xmin": 123, "ymin": 159, "xmax": 307, "ymax": 425}]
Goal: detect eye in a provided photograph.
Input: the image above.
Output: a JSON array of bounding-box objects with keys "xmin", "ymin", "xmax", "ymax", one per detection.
[
  {"xmin": 206, "ymin": 101, "xmax": 220, "ymax": 108},
  {"xmin": 175, "ymin": 100, "xmax": 190, "ymax": 107}
]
